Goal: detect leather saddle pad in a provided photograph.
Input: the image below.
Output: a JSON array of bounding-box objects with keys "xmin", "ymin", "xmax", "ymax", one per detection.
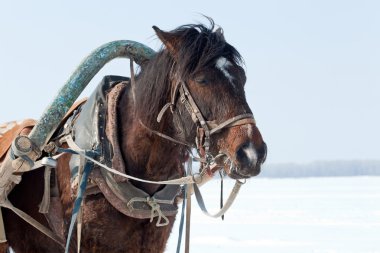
[
  {"xmin": 0, "ymin": 119, "xmax": 37, "ymax": 161},
  {"xmin": 0, "ymin": 97, "xmax": 88, "ymax": 162}
]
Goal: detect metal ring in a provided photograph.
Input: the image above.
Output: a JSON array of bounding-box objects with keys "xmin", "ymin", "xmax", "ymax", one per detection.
[
  {"xmin": 12, "ymin": 136, "xmax": 33, "ymax": 155},
  {"xmin": 192, "ymin": 173, "xmax": 203, "ymax": 184}
]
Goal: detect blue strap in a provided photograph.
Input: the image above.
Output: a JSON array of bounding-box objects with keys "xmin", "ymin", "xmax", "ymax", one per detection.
[
  {"xmin": 9, "ymin": 147, "xmax": 35, "ymax": 168},
  {"xmin": 176, "ymin": 187, "xmax": 186, "ymax": 253},
  {"xmin": 64, "ymin": 152, "xmax": 93, "ymax": 253},
  {"xmin": 56, "ymin": 147, "xmax": 79, "ymax": 155}
]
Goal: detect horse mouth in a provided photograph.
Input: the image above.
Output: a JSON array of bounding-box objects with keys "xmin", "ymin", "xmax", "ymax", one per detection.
[
  {"xmin": 227, "ymin": 164, "xmax": 261, "ymax": 179},
  {"xmin": 228, "ymin": 171, "xmax": 251, "ymax": 180},
  {"xmin": 217, "ymin": 154, "xmax": 261, "ymax": 180}
]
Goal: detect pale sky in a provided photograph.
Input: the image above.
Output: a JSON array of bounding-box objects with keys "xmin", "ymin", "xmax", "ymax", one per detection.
[{"xmin": 0, "ymin": 0, "xmax": 379, "ymax": 164}]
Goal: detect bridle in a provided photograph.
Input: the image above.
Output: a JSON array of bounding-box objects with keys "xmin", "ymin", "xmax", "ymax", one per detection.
[{"xmin": 152, "ymin": 71, "xmax": 256, "ymax": 170}]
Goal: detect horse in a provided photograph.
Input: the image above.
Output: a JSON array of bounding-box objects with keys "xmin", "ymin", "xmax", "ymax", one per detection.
[{"xmin": 1, "ymin": 20, "xmax": 267, "ymax": 253}]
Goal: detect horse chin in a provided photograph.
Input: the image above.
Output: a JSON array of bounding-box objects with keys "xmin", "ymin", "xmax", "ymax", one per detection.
[{"xmin": 225, "ymin": 163, "xmax": 261, "ymax": 180}]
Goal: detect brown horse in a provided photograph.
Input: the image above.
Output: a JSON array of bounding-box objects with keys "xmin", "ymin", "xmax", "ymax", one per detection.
[{"xmin": 2, "ymin": 20, "xmax": 267, "ymax": 253}]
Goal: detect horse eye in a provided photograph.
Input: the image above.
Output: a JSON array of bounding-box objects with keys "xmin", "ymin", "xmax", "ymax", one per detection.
[{"xmin": 195, "ymin": 78, "xmax": 209, "ymax": 85}]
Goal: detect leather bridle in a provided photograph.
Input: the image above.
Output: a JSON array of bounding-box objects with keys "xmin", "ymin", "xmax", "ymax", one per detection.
[{"xmin": 154, "ymin": 73, "xmax": 256, "ymax": 168}]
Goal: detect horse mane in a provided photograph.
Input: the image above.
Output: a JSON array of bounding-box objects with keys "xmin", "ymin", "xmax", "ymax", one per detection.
[{"xmin": 135, "ymin": 19, "xmax": 243, "ymax": 127}]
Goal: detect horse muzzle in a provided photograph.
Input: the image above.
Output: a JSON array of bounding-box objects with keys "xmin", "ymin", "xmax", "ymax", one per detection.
[{"xmin": 226, "ymin": 141, "xmax": 267, "ymax": 179}]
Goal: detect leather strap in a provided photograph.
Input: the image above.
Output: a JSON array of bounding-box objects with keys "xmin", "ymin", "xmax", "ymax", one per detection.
[
  {"xmin": 193, "ymin": 179, "xmax": 244, "ymax": 218},
  {"xmin": 0, "ymin": 208, "xmax": 6, "ymax": 243},
  {"xmin": 0, "ymin": 199, "xmax": 65, "ymax": 248},
  {"xmin": 139, "ymin": 120, "xmax": 192, "ymax": 147},
  {"xmin": 38, "ymin": 166, "xmax": 52, "ymax": 213},
  {"xmin": 210, "ymin": 114, "xmax": 255, "ymax": 135},
  {"xmin": 185, "ymin": 159, "xmax": 192, "ymax": 253}
]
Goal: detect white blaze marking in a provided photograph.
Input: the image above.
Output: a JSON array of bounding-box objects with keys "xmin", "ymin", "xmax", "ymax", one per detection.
[
  {"xmin": 243, "ymin": 142, "xmax": 257, "ymax": 162},
  {"xmin": 215, "ymin": 57, "xmax": 234, "ymax": 86},
  {"xmin": 242, "ymin": 124, "xmax": 253, "ymax": 138}
]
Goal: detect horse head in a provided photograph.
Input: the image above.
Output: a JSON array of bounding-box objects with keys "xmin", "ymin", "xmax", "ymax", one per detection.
[{"xmin": 149, "ymin": 21, "xmax": 267, "ymax": 179}]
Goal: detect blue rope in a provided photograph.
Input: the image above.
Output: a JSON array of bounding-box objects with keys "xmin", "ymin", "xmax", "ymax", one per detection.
[
  {"xmin": 176, "ymin": 187, "xmax": 186, "ymax": 253},
  {"xmin": 64, "ymin": 151, "xmax": 94, "ymax": 253},
  {"xmin": 177, "ymin": 158, "xmax": 193, "ymax": 253}
]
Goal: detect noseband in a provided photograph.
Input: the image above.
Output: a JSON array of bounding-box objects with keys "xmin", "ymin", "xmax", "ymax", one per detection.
[{"xmin": 154, "ymin": 74, "xmax": 256, "ymax": 168}]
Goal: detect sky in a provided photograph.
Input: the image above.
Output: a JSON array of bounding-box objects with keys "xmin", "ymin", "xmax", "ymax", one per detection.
[{"xmin": 0, "ymin": 0, "xmax": 379, "ymax": 164}]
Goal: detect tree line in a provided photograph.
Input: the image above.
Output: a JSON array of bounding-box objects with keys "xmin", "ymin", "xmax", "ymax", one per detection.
[{"xmin": 258, "ymin": 160, "xmax": 380, "ymax": 178}]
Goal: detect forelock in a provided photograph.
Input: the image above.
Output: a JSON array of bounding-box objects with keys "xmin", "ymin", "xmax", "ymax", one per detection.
[{"xmin": 165, "ymin": 22, "xmax": 243, "ymax": 79}]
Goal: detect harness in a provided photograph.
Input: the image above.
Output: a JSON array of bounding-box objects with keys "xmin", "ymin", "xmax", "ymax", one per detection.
[
  {"xmin": 0, "ymin": 38, "xmax": 258, "ymax": 252},
  {"xmin": 0, "ymin": 75, "xmax": 256, "ymax": 252},
  {"xmin": 57, "ymin": 74, "xmax": 253, "ymax": 252},
  {"xmin": 60, "ymin": 76, "xmax": 182, "ymax": 221}
]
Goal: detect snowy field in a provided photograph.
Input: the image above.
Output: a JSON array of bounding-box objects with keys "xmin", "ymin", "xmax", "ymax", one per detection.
[{"xmin": 166, "ymin": 177, "xmax": 380, "ymax": 253}]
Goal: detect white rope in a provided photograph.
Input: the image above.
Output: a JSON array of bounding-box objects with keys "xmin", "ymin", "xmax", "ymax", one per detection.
[
  {"xmin": 147, "ymin": 198, "xmax": 170, "ymax": 227},
  {"xmin": 127, "ymin": 196, "xmax": 173, "ymax": 227},
  {"xmin": 64, "ymin": 135, "xmax": 198, "ymax": 186},
  {"xmin": 79, "ymin": 151, "xmax": 196, "ymax": 185}
]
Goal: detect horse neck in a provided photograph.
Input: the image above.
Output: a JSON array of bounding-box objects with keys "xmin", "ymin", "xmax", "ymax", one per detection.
[{"xmin": 117, "ymin": 73, "xmax": 184, "ymax": 194}]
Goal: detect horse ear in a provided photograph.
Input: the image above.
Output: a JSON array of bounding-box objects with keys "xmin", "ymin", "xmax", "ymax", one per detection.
[{"xmin": 153, "ymin": 26, "xmax": 180, "ymax": 58}]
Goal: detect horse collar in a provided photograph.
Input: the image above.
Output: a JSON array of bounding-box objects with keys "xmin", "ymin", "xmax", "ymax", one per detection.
[{"xmin": 66, "ymin": 76, "xmax": 181, "ymax": 221}]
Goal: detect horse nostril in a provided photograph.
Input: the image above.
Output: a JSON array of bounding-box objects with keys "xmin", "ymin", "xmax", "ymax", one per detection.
[
  {"xmin": 236, "ymin": 141, "xmax": 257, "ymax": 169},
  {"xmin": 257, "ymin": 142, "xmax": 267, "ymax": 163}
]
